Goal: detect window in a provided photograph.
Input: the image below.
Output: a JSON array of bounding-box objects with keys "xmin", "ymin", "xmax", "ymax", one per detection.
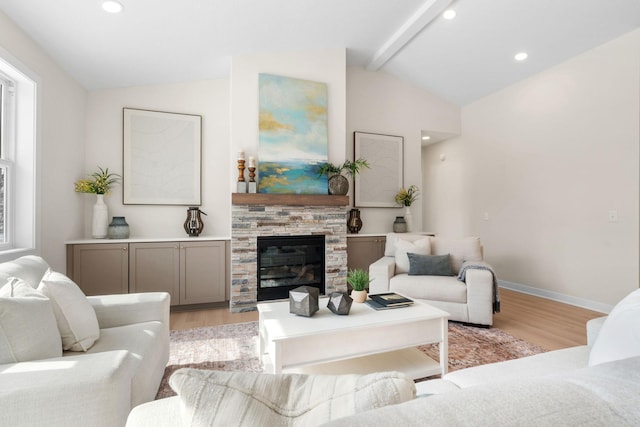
[
  {"xmin": 0, "ymin": 52, "xmax": 37, "ymax": 257},
  {"xmin": 0, "ymin": 74, "xmax": 14, "ymax": 249}
]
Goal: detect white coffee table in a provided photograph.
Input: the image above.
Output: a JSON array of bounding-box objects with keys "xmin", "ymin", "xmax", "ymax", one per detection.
[{"xmin": 257, "ymin": 297, "xmax": 449, "ymax": 380}]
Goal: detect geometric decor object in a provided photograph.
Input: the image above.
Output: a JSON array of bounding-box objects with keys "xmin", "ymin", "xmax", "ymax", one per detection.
[
  {"xmin": 258, "ymin": 73, "xmax": 329, "ymax": 194},
  {"xmin": 289, "ymin": 285, "xmax": 320, "ymax": 317},
  {"xmin": 327, "ymin": 292, "xmax": 353, "ymax": 315}
]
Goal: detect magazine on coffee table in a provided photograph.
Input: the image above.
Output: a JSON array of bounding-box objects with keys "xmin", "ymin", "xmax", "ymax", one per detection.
[{"xmin": 368, "ymin": 293, "xmax": 414, "ymax": 308}]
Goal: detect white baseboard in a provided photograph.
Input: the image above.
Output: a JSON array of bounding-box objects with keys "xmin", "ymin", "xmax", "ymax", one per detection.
[{"xmin": 498, "ymin": 280, "xmax": 612, "ymax": 314}]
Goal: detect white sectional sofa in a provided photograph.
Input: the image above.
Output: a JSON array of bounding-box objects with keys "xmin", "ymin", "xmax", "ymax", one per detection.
[
  {"xmin": 369, "ymin": 233, "xmax": 497, "ymax": 326},
  {"xmin": 330, "ymin": 288, "xmax": 640, "ymax": 425},
  {"xmin": 127, "ymin": 302, "xmax": 640, "ymax": 426},
  {"xmin": 0, "ymin": 255, "xmax": 170, "ymax": 427}
]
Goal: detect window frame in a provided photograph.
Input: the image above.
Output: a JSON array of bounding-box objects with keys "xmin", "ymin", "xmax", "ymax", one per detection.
[
  {"xmin": 0, "ymin": 73, "xmax": 14, "ymax": 251},
  {"xmin": 0, "ymin": 50, "xmax": 38, "ymax": 259}
]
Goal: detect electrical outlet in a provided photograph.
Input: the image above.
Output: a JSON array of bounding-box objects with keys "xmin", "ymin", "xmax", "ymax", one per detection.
[
  {"xmin": 608, "ymin": 210, "xmax": 618, "ymax": 222},
  {"xmin": 483, "ymin": 212, "xmax": 489, "ymax": 221}
]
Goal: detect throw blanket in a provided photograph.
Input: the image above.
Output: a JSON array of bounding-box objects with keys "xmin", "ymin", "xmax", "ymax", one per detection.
[{"xmin": 458, "ymin": 261, "xmax": 501, "ymax": 313}]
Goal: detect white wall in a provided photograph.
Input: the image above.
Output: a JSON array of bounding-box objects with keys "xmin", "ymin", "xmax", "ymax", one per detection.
[
  {"xmin": 347, "ymin": 66, "xmax": 460, "ymax": 234},
  {"xmin": 424, "ymin": 29, "xmax": 640, "ymax": 310},
  {"xmin": 85, "ymin": 80, "xmax": 230, "ymax": 238},
  {"xmin": 230, "ymin": 48, "xmax": 347, "ymax": 191},
  {"xmin": 0, "ymin": 10, "xmax": 86, "ymax": 271}
]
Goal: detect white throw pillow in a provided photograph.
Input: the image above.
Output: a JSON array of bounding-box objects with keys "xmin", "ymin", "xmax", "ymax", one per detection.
[
  {"xmin": 37, "ymin": 270, "xmax": 100, "ymax": 352},
  {"xmin": 0, "ymin": 277, "xmax": 63, "ymax": 364},
  {"xmin": 589, "ymin": 288, "xmax": 640, "ymax": 366},
  {"xmin": 170, "ymin": 369, "xmax": 415, "ymax": 426},
  {"xmin": 431, "ymin": 237, "xmax": 483, "ymax": 274},
  {"xmin": 394, "ymin": 238, "xmax": 430, "ymax": 274}
]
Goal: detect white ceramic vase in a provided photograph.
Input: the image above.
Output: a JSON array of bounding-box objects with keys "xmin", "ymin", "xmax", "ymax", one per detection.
[
  {"xmin": 404, "ymin": 206, "xmax": 413, "ymax": 232},
  {"xmin": 92, "ymin": 194, "xmax": 108, "ymax": 238}
]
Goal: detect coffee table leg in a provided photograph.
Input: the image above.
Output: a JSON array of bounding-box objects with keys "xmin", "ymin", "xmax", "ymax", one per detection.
[
  {"xmin": 273, "ymin": 343, "xmax": 282, "ymax": 374},
  {"xmin": 440, "ymin": 318, "xmax": 448, "ymax": 375}
]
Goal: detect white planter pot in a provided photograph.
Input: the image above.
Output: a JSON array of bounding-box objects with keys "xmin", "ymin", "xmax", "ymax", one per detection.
[
  {"xmin": 351, "ymin": 290, "xmax": 367, "ymax": 303},
  {"xmin": 404, "ymin": 206, "xmax": 413, "ymax": 232},
  {"xmin": 92, "ymin": 194, "xmax": 109, "ymax": 239}
]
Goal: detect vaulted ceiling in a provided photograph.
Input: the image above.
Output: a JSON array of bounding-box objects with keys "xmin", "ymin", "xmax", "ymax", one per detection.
[{"xmin": 1, "ymin": 0, "xmax": 639, "ymax": 105}]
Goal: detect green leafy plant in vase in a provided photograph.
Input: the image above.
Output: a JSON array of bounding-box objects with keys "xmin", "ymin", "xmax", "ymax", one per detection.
[
  {"xmin": 347, "ymin": 268, "xmax": 370, "ymax": 303},
  {"xmin": 74, "ymin": 167, "xmax": 121, "ymax": 239},
  {"xmin": 394, "ymin": 184, "xmax": 419, "ymax": 232},
  {"xmin": 317, "ymin": 158, "xmax": 370, "ymax": 195}
]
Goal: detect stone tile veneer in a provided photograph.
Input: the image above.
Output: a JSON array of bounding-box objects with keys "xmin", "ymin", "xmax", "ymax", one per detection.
[{"xmin": 231, "ymin": 204, "xmax": 348, "ymax": 312}]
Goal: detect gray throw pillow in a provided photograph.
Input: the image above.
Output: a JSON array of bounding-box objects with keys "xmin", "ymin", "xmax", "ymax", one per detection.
[{"xmin": 407, "ymin": 253, "xmax": 453, "ymax": 276}]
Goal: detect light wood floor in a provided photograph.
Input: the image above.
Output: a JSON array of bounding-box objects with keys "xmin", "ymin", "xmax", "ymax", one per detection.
[{"xmin": 170, "ymin": 288, "xmax": 605, "ymax": 351}]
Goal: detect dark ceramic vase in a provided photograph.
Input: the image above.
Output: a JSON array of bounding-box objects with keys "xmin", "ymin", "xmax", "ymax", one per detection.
[
  {"xmin": 107, "ymin": 216, "xmax": 130, "ymax": 239},
  {"xmin": 328, "ymin": 174, "xmax": 349, "ymax": 195},
  {"xmin": 393, "ymin": 216, "xmax": 407, "ymax": 233},
  {"xmin": 348, "ymin": 208, "xmax": 363, "ymax": 233}
]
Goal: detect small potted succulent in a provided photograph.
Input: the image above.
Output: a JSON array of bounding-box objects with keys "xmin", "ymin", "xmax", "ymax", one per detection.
[
  {"xmin": 317, "ymin": 158, "xmax": 370, "ymax": 195},
  {"xmin": 347, "ymin": 268, "xmax": 370, "ymax": 303}
]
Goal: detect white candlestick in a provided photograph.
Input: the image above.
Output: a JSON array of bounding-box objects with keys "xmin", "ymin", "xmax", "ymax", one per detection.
[
  {"xmin": 249, "ymin": 156, "xmax": 255, "ymax": 168},
  {"xmin": 238, "ymin": 150, "xmax": 245, "ymax": 161}
]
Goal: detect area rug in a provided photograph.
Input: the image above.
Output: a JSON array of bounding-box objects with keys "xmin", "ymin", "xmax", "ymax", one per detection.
[{"xmin": 156, "ymin": 321, "xmax": 545, "ymax": 399}]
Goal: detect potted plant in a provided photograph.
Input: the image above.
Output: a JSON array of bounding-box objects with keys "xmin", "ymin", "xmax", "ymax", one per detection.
[
  {"xmin": 74, "ymin": 167, "xmax": 121, "ymax": 239},
  {"xmin": 394, "ymin": 185, "xmax": 419, "ymax": 232},
  {"xmin": 394, "ymin": 184, "xmax": 419, "ymax": 207},
  {"xmin": 317, "ymin": 158, "xmax": 370, "ymax": 195},
  {"xmin": 347, "ymin": 268, "xmax": 370, "ymax": 303}
]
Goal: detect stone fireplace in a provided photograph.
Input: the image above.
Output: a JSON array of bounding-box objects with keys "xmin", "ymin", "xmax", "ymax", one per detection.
[{"xmin": 230, "ymin": 194, "xmax": 349, "ymax": 312}]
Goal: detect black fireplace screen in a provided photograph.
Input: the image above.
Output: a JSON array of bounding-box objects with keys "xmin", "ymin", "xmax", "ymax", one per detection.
[{"xmin": 257, "ymin": 235, "xmax": 325, "ymax": 301}]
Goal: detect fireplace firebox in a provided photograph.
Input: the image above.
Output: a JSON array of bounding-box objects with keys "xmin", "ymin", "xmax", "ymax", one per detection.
[{"xmin": 257, "ymin": 235, "xmax": 325, "ymax": 301}]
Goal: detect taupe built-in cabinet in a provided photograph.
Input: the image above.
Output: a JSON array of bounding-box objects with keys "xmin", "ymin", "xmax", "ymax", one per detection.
[
  {"xmin": 346, "ymin": 235, "xmax": 386, "ymax": 272},
  {"xmin": 66, "ymin": 238, "xmax": 229, "ymax": 306}
]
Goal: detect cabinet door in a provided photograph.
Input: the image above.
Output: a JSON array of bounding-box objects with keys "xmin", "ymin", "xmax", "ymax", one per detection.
[
  {"xmin": 71, "ymin": 243, "xmax": 128, "ymax": 295},
  {"xmin": 129, "ymin": 242, "xmax": 180, "ymax": 305},
  {"xmin": 346, "ymin": 236, "xmax": 387, "ymax": 271},
  {"xmin": 180, "ymin": 241, "xmax": 226, "ymax": 304}
]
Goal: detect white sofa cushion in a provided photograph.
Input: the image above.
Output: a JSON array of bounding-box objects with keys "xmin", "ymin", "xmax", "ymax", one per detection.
[
  {"xmin": 390, "ymin": 275, "xmax": 467, "ymax": 304},
  {"xmin": 0, "ymin": 255, "xmax": 50, "ymax": 289},
  {"xmin": 394, "ymin": 238, "xmax": 430, "ymax": 274},
  {"xmin": 0, "ymin": 278, "xmax": 62, "ymax": 363},
  {"xmin": 384, "ymin": 233, "xmax": 431, "ymax": 257},
  {"xmin": 169, "ymin": 369, "xmax": 415, "ymax": 426},
  {"xmin": 431, "ymin": 236, "xmax": 482, "ymax": 273},
  {"xmin": 327, "ymin": 358, "xmax": 640, "ymax": 426},
  {"xmin": 589, "ymin": 288, "xmax": 640, "ymax": 366},
  {"xmin": 37, "ymin": 269, "xmax": 100, "ymax": 352},
  {"xmin": 79, "ymin": 320, "xmax": 169, "ymax": 407}
]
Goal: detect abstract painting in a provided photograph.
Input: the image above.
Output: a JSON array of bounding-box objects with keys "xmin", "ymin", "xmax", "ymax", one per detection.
[{"xmin": 258, "ymin": 73, "xmax": 328, "ymax": 194}]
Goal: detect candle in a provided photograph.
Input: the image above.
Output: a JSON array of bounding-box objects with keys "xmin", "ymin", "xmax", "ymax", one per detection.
[
  {"xmin": 238, "ymin": 150, "xmax": 245, "ymax": 161},
  {"xmin": 249, "ymin": 156, "xmax": 255, "ymax": 168}
]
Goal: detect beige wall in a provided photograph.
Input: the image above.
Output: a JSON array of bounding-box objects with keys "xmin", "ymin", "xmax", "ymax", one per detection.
[
  {"xmin": 347, "ymin": 66, "xmax": 460, "ymax": 233},
  {"xmin": 423, "ymin": 29, "xmax": 640, "ymax": 311},
  {"xmin": 230, "ymin": 48, "xmax": 347, "ymax": 194},
  {"xmin": 85, "ymin": 80, "xmax": 230, "ymax": 238},
  {"xmin": 0, "ymin": 10, "xmax": 87, "ymax": 271}
]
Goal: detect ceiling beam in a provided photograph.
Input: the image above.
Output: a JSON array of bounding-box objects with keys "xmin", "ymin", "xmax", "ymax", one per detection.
[{"xmin": 366, "ymin": 0, "xmax": 455, "ymax": 71}]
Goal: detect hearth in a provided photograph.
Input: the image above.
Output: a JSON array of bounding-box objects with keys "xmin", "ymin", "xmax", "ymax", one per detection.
[{"xmin": 257, "ymin": 235, "xmax": 325, "ymax": 301}]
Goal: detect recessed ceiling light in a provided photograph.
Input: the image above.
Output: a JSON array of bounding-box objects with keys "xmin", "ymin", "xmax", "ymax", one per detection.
[
  {"xmin": 422, "ymin": 135, "xmax": 431, "ymax": 141},
  {"xmin": 443, "ymin": 9, "xmax": 456, "ymax": 20},
  {"xmin": 102, "ymin": 0, "xmax": 124, "ymax": 13},
  {"xmin": 514, "ymin": 52, "xmax": 528, "ymax": 61}
]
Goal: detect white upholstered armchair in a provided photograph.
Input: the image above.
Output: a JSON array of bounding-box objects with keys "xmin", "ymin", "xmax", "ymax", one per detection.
[{"xmin": 368, "ymin": 233, "xmax": 499, "ymax": 326}]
